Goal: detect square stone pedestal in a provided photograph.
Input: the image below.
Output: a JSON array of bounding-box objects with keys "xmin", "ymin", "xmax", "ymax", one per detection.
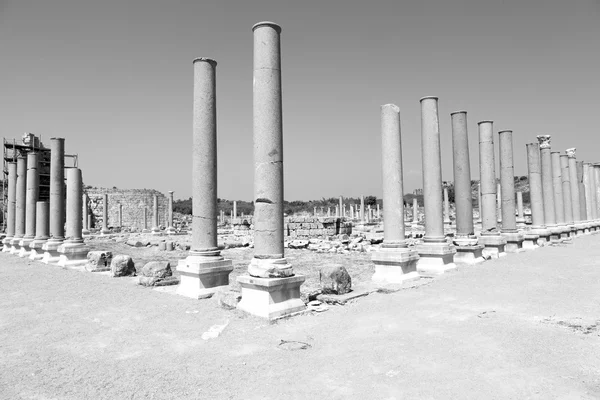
[
  {"xmin": 371, "ymin": 247, "xmax": 420, "ymax": 284},
  {"xmin": 41, "ymin": 239, "xmax": 64, "ymax": 264},
  {"xmin": 1, "ymin": 237, "xmax": 13, "ymax": 253},
  {"xmin": 416, "ymin": 242, "xmax": 456, "ymax": 277},
  {"xmin": 534, "ymin": 228, "xmax": 551, "ymax": 246},
  {"xmin": 29, "ymin": 239, "xmax": 48, "ymax": 260},
  {"xmin": 478, "ymin": 234, "xmax": 507, "ymax": 259},
  {"xmin": 574, "ymin": 223, "xmax": 585, "ymax": 236},
  {"xmin": 556, "ymin": 225, "xmax": 571, "ymax": 240},
  {"xmin": 522, "ymin": 233, "xmax": 540, "ymax": 250},
  {"xmin": 177, "ymin": 256, "xmax": 234, "ymax": 299},
  {"xmin": 57, "ymin": 241, "xmax": 91, "ymax": 267},
  {"xmin": 501, "ymin": 231, "xmax": 524, "ymax": 253},
  {"xmin": 453, "ymin": 245, "xmax": 485, "ymax": 264},
  {"xmin": 165, "ymin": 227, "xmax": 177, "ymax": 235},
  {"xmin": 17, "ymin": 238, "xmax": 33, "ymax": 257},
  {"xmin": 237, "ymin": 275, "xmax": 306, "ymax": 320},
  {"xmin": 9, "ymin": 237, "xmax": 23, "ymax": 255},
  {"xmin": 547, "ymin": 226, "xmax": 563, "ymax": 242}
]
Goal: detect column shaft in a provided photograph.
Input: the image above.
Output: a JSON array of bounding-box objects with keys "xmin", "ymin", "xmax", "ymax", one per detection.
[
  {"xmin": 451, "ymin": 111, "xmax": 474, "ymax": 236},
  {"xmin": 576, "ymin": 161, "xmax": 587, "ymax": 221},
  {"xmin": 538, "ymin": 136, "xmax": 555, "ymax": 225},
  {"xmin": 35, "ymin": 201, "xmax": 49, "ymax": 239},
  {"xmin": 478, "ymin": 121, "xmax": 498, "ymax": 232},
  {"xmin": 583, "ymin": 163, "xmax": 594, "ymax": 220},
  {"xmin": 560, "ymin": 155, "xmax": 574, "ymax": 224},
  {"xmin": 24, "ymin": 153, "xmax": 39, "ymax": 239},
  {"xmin": 6, "ymin": 162, "xmax": 17, "ymax": 238},
  {"xmin": 15, "ymin": 156, "xmax": 27, "ymax": 239},
  {"xmin": 49, "ymin": 138, "xmax": 65, "ymax": 240},
  {"xmin": 567, "ymin": 149, "xmax": 581, "ymax": 222},
  {"xmin": 65, "ymin": 168, "xmax": 83, "ymax": 242},
  {"xmin": 526, "ymin": 143, "xmax": 545, "ymax": 228},
  {"xmin": 550, "ymin": 152, "xmax": 565, "ymax": 225},
  {"xmin": 499, "ymin": 130, "xmax": 517, "ymax": 231}
]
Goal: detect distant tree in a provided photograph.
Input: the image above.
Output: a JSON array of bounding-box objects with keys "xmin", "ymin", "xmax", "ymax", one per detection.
[{"xmin": 364, "ymin": 196, "xmax": 377, "ymax": 207}]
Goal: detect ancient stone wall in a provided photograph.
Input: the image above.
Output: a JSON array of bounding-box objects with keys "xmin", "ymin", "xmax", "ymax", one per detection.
[
  {"xmin": 286, "ymin": 217, "xmax": 352, "ymax": 237},
  {"xmin": 85, "ymin": 188, "xmax": 167, "ymax": 230}
]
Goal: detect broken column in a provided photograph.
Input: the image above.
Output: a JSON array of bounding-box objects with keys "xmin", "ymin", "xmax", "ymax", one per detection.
[
  {"xmin": 10, "ymin": 155, "xmax": 27, "ymax": 254},
  {"xmin": 177, "ymin": 56, "xmax": 234, "ymax": 300},
  {"xmin": 237, "ymin": 22, "xmax": 305, "ymax": 319},
  {"xmin": 58, "ymin": 168, "xmax": 90, "ymax": 266},
  {"xmin": 537, "ymin": 136, "xmax": 561, "ymax": 241},
  {"xmin": 19, "ymin": 152, "xmax": 39, "ymax": 257},
  {"xmin": 478, "ymin": 121, "xmax": 506, "ymax": 258},
  {"xmin": 415, "ymin": 96, "xmax": 456, "ymax": 275},
  {"xmin": 372, "ymin": 104, "xmax": 420, "ymax": 283},
  {"xmin": 166, "ymin": 190, "xmax": 176, "ymax": 234},
  {"xmin": 551, "ymin": 151, "xmax": 569, "ymax": 239},
  {"xmin": 29, "ymin": 201, "xmax": 50, "ymax": 260},
  {"xmin": 525, "ymin": 143, "xmax": 550, "ymax": 246},
  {"xmin": 566, "ymin": 148, "xmax": 584, "ymax": 234},
  {"xmin": 450, "ymin": 110, "xmax": 483, "ymax": 263},
  {"xmin": 151, "ymin": 194, "xmax": 160, "ymax": 234},
  {"xmin": 498, "ymin": 130, "xmax": 523, "ymax": 252},
  {"xmin": 101, "ymin": 194, "xmax": 110, "ymax": 235},
  {"xmin": 560, "ymin": 154, "xmax": 575, "ymax": 234},
  {"xmin": 42, "ymin": 138, "xmax": 65, "ymax": 264},
  {"xmin": 2, "ymin": 162, "xmax": 16, "ymax": 252},
  {"xmin": 82, "ymin": 193, "xmax": 90, "ymax": 235}
]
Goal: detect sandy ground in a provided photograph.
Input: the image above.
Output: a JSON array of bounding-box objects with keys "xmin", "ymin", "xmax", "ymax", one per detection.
[{"xmin": 1, "ymin": 235, "xmax": 600, "ymax": 399}]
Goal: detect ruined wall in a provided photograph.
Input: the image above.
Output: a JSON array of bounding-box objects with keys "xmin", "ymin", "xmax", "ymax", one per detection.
[
  {"xmin": 85, "ymin": 188, "xmax": 167, "ymax": 230},
  {"xmin": 286, "ymin": 217, "xmax": 352, "ymax": 237}
]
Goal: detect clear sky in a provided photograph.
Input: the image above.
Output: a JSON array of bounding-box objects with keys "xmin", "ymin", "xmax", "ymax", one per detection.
[{"xmin": 1, "ymin": 0, "xmax": 599, "ymax": 201}]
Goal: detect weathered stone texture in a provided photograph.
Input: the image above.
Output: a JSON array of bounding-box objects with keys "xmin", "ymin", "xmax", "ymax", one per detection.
[
  {"xmin": 110, "ymin": 255, "xmax": 136, "ymax": 277},
  {"xmin": 319, "ymin": 265, "xmax": 352, "ymax": 295}
]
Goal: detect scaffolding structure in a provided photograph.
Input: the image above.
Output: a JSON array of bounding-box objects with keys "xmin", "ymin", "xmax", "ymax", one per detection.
[{"xmin": 1, "ymin": 133, "xmax": 78, "ymax": 230}]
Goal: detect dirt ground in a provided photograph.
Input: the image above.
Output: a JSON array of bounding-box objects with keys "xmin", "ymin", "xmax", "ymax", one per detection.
[{"xmin": 1, "ymin": 234, "xmax": 600, "ymax": 399}]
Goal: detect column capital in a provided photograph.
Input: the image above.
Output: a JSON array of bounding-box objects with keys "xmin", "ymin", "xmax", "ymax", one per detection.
[
  {"xmin": 536, "ymin": 135, "xmax": 551, "ymax": 149},
  {"xmin": 566, "ymin": 148, "xmax": 576, "ymax": 158}
]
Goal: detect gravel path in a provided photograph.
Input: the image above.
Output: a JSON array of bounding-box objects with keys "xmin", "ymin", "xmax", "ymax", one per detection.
[{"xmin": 1, "ymin": 235, "xmax": 599, "ymax": 399}]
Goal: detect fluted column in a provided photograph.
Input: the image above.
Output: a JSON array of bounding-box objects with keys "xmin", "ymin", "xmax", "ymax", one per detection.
[
  {"xmin": 537, "ymin": 136, "xmax": 560, "ymax": 241},
  {"xmin": 525, "ymin": 143, "xmax": 550, "ymax": 246},
  {"xmin": 412, "ymin": 198, "xmax": 418, "ymax": 225},
  {"xmin": 443, "ymin": 187, "xmax": 451, "ymax": 225},
  {"xmin": 566, "ymin": 149, "xmax": 583, "ymax": 234},
  {"xmin": 560, "ymin": 155, "xmax": 574, "ymax": 227},
  {"xmin": 586, "ymin": 163, "xmax": 598, "ymax": 223},
  {"xmin": 551, "ymin": 151, "xmax": 566, "ymax": 228}
]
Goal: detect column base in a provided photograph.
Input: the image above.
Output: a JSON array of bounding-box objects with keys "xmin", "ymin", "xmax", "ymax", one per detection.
[
  {"xmin": 531, "ymin": 228, "xmax": 551, "ymax": 246},
  {"xmin": 574, "ymin": 223, "xmax": 586, "ymax": 236},
  {"xmin": 100, "ymin": 229, "xmax": 111, "ymax": 236},
  {"xmin": 176, "ymin": 255, "xmax": 234, "ymax": 299},
  {"xmin": 416, "ymin": 241, "xmax": 457, "ymax": 277},
  {"xmin": 522, "ymin": 232, "xmax": 539, "ymax": 250},
  {"xmin": 151, "ymin": 227, "xmax": 162, "ymax": 236},
  {"xmin": 82, "ymin": 229, "xmax": 91, "ymax": 236},
  {"xmin": 2, "ymin": 237, "xmax": 13, "ymax": 252},
  {"xmin": 57, "ymin": 241, "xmax": 91, "ymax": 267},
  {"xmin": 236, "ymin": 275, "xmax": 306, "ymax": 320},
  {"xmin": 10, "ymin": 237, "xmax": 24, "ymax": 255},
  {"xmin": 29, "ymin": 238, "xmax": 48, "ymax": 260},
  {"xmin": 18, "ymin": 238, "xmax": 34, "ymax": 257},
  {"xmin": 41, "ymin": 239, "xmax": 64, "ymax": 264},
  {"xmin": 547, "ymin": 225, "xmax": 563, "ymax": 242},
  {"xmin": 501, "ymin": 231, "xmax": 525, "ymax": 253},
  {"xmin": 478, "ymin": 234, "xmax": 507, "ymax": 259},
  {"xmin": 453, "ymin": 239, "xmax": 485, "ymax": 264},
  {"xmin": 371, "ymin": 246, "xmax": 420, "ymax": 284},
  {"xmin": 165, "ymin": 227, "xmax": 177, "ymax": 235}
]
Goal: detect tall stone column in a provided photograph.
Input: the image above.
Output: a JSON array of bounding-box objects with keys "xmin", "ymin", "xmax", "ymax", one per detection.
[
  {"xmin": 450, "ymin": 111, "xmax": 483, "ymax": 263},
  {"xmin": 237, "ymin": 22, "xmax": 305, "ymax": 319},
  {"xmin": 101, "ymin": 194, "xmax": 110, "ymax": 235},
  {"xmin": 583, "ymin": 163, "xmax": 596, "ymax": 231},
  {"xmin": 477, "ymin": 183, "xmax": 482, "ymax": 224},
  {"xmin": 166, "ymin": 190, "xmax": 176, "ymax": 234},
  {"xmin": 19, "ymin": 153, "xmax": 39, "ymax": 256},
  {"xmin": 372, "ymin": 104, "xmax": 420, "ymax": 284},
  {"xmin": 416, "ymin": 96, "xmax": 455, "ymax": 275},
  {"xmin": 577, "ymin": 160, "xmax": 590, "ymax": 233},
  {"xmin": 58, "ymin": 168, "xmax": 90, "ymax": 266},
  {"xmin": 11, "ymin": 155, "xmax": 27, "ymax": 253},
  {"xmin": 559, "ymin": 155, "xmax": 575, "ymax": 230},
  {"xmin": 29, "ymin": 201, "xmax": 50, "ymax": 260},
  {"xmin": 339, "ymin": 196, "xmax": 343, "ymax": 219},
  {"xmin": 233, "ymin": 200, "xmax": 237, "ymax": 221},
  {"xmin": 42, "ymin": 138, "xmax": 65, "ymax": 264},
  {"xmin": 82, "ymin": 193, "xmax": 90, "ymax": 235},
  {"xmin": 177, "ymin": 57, "xmax": 233, "ymax": 300},
  {"xmin": 498, "ymin": 130, "xmax": 523, "ymax": 252},
  {"xmin": 551, "ymin": 151, "xmax": 569, "ymax": 239},
  {"xmin": 478, "ymin": 121, "xmax": 506, "ymax": 257},
  {"xmin": 537, "ymin": 136, "xmax": 560, "ymax": 241},
  {"xmin": 595, "ymin": 165, "xmax": 600, "ymax": 222},
  {"xmin": 412, "ymin": 198, "xmax": 418, "ymax": 226},
  {"xmin": 516, "ymin": 192, "xmax": 525, "ymax": 228},
  {"xmin": 526, "ymin": 143, "xmax": 550, "ymax": 246},
  {"xmin": 585, "ymin": 163, "xmax": 598, "ymax": 228},
  {"xmin": 2, "ymin": 162, "xmax": 17, "ymax": 252},
  {"xmin": 360, "ymin": 196, "xmax": 365, "ymax": 223},
  {"xmin": 566, "ymin": 148, "xmax": 584, "ymax": 234},
  {"xmin": 151, "ymin": 194, "xmax": 161, "ymax": 234}
]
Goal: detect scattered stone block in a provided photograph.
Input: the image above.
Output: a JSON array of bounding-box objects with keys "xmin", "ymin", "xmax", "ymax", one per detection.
[
  {"xmin": 85, "ymin": 251, "xmax": 113, "ymax": 272},
  {"xmin": 126, "ymin": 239, "xmax": 145, "ymax": 247},
  {"xmin": 289, "ymin": 239, "xmax": 309, "ymax": 249},
  {"xmin": 158, "ymin": 242, "xmax": 167, "ymax": 251},
  {"xmin": 111, "ymin": 255, "xmax": 136, "ymax": 277},
  {"xmin": 166, "ymin": 241, "xmax": 174, "ymax": 251},
  {"xmin": 319, "ymin": 265, "xmax": 352, "ymax": 295},
  {"xmin": 141, "ymin": 261, "xmax": 172, "ymax": 279},
  {"xmin": 215, "ymin": 290, "xmax": 242, "ymax": 310}
]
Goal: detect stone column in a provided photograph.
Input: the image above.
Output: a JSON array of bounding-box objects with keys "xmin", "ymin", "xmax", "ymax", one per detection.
[
  {"xmin": 237, "ymin": 22, "xmax": 304, "ymax": 319},
  {"xmin": 412, "ymin": 198, "xmax": 418, "ymax": 226},
  {"xmin": 58, "ymin": 168, "xmax": 89, "ymax": 266},
  {"xmin": 11, "ymin": 155, "xmax": 27, "ymax": 253},
  {"xmin": 118, "ymin": 203, "xmax": 123, "ymax": 227},
  {"xmin": 360, "ymin": 196, "xmax": 365, "ymax": 223},
  {"xmin": 82, "ymin": 193, "xmax": 90, "ymax": 235},
  {"xmin": 339, "ymin": 196, "xmax": 343, "ymax": 219},
  {"xmin": 595, "ymin": 165, "xmax": 600, "ymax": 220},
  {"xmin": 550, "ymin": 151, "xmax": 569, "ymax": 239},
  {"xmin": 349, "ymin": 205, "xmax": 353, "ymax": 219},
  {"xmin": 583, "ymin": 164, "xmax": 593, "ymax": 223},
  {"xmin": 516, "ymin": 192, "xmax": 525, "ymax": 228},
  {"xmin": 151, "ymin": 194, "xmax": 160, "ymax": 234},
  {"xmin": 101, "ymin": 194, "xmax": 110, "ymax": 235},
  {"xmin": 560, "ymin": 154, "xmax": 575, "ymax": 231},
  {"xmin": 443, "ymin": 187, "xmax": 451, "ymax": 226},
  {"xmin": 376, "ymin": 203, "xmax": 380, "ymax": 219},
  {"xmin": 313, "ymin": 207, "xmax": 317, "ymax": 217},
  {"xmin": 177, "ymin": 56, "xmax": 233, "ymax": 300},
  {"xmin": 327, "ymin": 207, "xmax": 331, "ymax": 217},
  {"xmin": 526, "ymin": 143, "xmax": 550, "ymax": 246},
  {"xmin": 450, "ymin": 111, "xmax": 483, "ymax": 263},
  {"xmin": 372, "ymin": 104, "xmax": 419, "ymax": 284},
  {"xmin": 42, "ymin": 138, "xmax": 66, "ymax": 263},
  {"xmin": 29, "ymin": 201, "xmax": 50, "ymax": 260},
  {"xmin": 537, "ymin": 136, "xmax": 560, "ymax": 241},
  {"xmin": 496, "ymin": 183, "xmax": 502, "ymax": 224},
  {"xmin": 416, "ymin": 96, "xmax": 455, "ymax": 275},
  {"xmin": 335, "ymin": 205, "xmax": 339, "ymax": 218},
  {"xmin": 477, "ymin": 183, "xmax": 482, "ymax": 224},
  {"xmin": 478, "ymin": 121, "xmax": 506, "ymax": 257},
  {"xmin": 233, "ymin": 200, "xmax": 237, "ymax": 221},
  {"xmin": 577, "ymin": 160, "xmax": 589, "ymax": 233},
  {"xmin": 586, "ymin": 163, "xmax": 598, "ymax": 227},
  {"xmin": 2, "ymin": 162, "xmax": 17, "ymax": 252},
  {"xmin": 498, "ymin": 130, "xmax": 523, "ymax": 252},
  {"xmin": 166, "ymin": 191, "xmax": 176, "ymax": 234},
  {"xmin": 19, "ymin": 153, "xmax": 39, "ymax": 256},
  {"xmin": 566, "ymin": 148, "xmax": 584, "ymax": 234}
]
